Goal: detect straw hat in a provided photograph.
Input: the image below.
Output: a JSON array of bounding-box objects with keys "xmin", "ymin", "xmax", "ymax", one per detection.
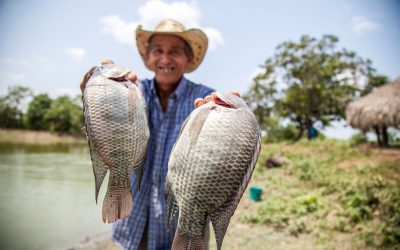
[{"xmin": 136, "ymin": 19, "xmax": 208, "ymax": 73}]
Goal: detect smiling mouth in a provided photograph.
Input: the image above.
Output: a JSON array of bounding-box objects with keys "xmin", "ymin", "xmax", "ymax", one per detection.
[{"xmin": 158, "ymin": 66, "xmax": 175, "ymax": 72}]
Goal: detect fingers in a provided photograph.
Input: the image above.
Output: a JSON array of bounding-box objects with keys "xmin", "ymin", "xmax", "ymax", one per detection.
[
  {"xmin": 193, "ymin": 93, "xmax": 216, "ymax": 108},
  {"xmin": 100, "ymin": 59, "xmax": 114, "ymax": 65},
  {"xmin": 80, "ymin": 59, "xmax": 113, "ymax": 93},
  {"xmin": 125, "ymin": 72, "xmax": 137, "ymax": 83},
  {"xmin": 210, "ymin": 91, "xmax": 240, "ymax": 98},
  {"xmin": 194, "ymin": 98, "xmax": 205, "ymax": 108},
  {"xmin": 194, "ymin": 93, "xmax": 214, "ymax": 108},
  {"xmin": 80, "ymin": 66, "xmax": 96, "ymax": 93},
  {"xmin": 193, "ymin": 91, "xmax": 242, "ymax": 108},
  {"xmin": 204, "ymin": 94, "xmax": 213, "ymax": 103},
  {"xmin": 100, "ymin": 59, "xmax": 137, "ymax": 83}
]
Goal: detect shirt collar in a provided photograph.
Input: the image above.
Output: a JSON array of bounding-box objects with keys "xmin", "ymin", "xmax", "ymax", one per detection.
[{"xmin": 150, "ymin": 77, "xmax": 188, "ymax": 100}]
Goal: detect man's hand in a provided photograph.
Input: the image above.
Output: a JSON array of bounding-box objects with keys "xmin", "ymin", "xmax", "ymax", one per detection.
[
  {"xmin": 194, "ymin": 91, "xmax": 240, "ymax": 108},
  {"xmin": 79, "ymin": 59, "xmax": 137, "ymax": 93}
]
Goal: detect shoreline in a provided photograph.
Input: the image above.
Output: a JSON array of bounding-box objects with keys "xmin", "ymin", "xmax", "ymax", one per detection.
[{"xmin": 0, "ymin": 128, "xmax": 86, "ymax": 145}]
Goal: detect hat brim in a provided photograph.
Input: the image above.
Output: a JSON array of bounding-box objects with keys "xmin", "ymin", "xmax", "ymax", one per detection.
[{"xmin": 136, "ymin": 25, "xmax": 208, "ymax": 73}]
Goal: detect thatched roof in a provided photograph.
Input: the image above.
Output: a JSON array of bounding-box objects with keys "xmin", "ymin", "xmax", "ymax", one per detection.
[{"xmin": 346, "ymin": 77, "xmax": 400, "ymax": 131}]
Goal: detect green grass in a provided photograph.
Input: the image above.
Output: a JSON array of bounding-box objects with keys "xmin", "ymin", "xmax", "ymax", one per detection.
[{"xmin": 241, "ymin": 139, "xmax": 400, "ymax": 249}]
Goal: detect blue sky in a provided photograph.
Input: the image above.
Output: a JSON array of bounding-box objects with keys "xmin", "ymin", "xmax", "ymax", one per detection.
[{"xmin": 0, "ymin": 0, "xmax": 399, "ymax": 138}]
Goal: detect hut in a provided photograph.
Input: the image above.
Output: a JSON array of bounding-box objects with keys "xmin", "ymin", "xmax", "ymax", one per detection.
[{"xmin": 346, "ymin": 77, "xmax": 400, "ymax": 146}]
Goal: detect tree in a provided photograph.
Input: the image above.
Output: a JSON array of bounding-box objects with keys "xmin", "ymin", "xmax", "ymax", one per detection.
[
  {"xmin": 251, "ymin": 35, "xmax": 378, "ymax": 140},
  {"xmin": 243, "ymin": 59, "xmax": 277, "ymax": 133},
  {"xmin": 0, "ymin": 86, "xmax": 32, "ymax": 128},
  {"xmin": 26, "ymin": 94, "xmax": 52, "ymax": 130},
  {"xmin": 45, "ymin": 95, "xmax": 84, "ymax": 134},
  {"xmin": 360, "ymin": 74, "xmax": 388, "ymax": 97}
]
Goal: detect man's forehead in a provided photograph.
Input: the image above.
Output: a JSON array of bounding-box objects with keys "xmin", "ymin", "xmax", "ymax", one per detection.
[{"xmin": 149, "ymin": 34, "xmax": 186, "ymax": 47}]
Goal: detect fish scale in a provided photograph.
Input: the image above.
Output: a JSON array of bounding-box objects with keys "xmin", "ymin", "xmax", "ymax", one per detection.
[
  {"xmin": 166, "ymin": 93, "xmax": 261, "ymax": 250},
  {"xmin": 82, "ymin": 64, "xmax": 149, "ymax": 223}
]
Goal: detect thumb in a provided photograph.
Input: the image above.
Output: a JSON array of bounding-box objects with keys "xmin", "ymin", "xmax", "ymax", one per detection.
[{"xmin": 100, "ymin": 59, "xmax": 114, "ymax": 65}]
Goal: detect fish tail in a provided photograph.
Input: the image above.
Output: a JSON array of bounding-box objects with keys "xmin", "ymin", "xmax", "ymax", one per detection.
[
  {"xmin": 102, "ymin": 186, "xmax": 132, "ymax": 223},
  {"xmin": 172, "ymin": 228, "xmax": 206, "ymax": 250}
]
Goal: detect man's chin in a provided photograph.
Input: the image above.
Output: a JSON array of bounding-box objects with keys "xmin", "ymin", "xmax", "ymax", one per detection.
[{"xmin": 155, "ymin": 76, "xmax": 181, "ymax": 86}]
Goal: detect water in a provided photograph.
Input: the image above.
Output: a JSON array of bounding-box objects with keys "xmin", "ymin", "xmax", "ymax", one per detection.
[{"xmin": 0, "ymin": 144, "xmax": 111, "ymax": 250}]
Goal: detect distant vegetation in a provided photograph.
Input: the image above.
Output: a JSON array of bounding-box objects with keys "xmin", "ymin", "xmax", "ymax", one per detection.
[
  {"xmin": 0, "ymin": 34, "xmax": 395, "ymax": 144},
  {"xmin": 0, "ymin": 85, "xmax": 84, "ymax": 135},
  {"xmin": 243, "ymin": 34, "xmax": 388, "ymax": 141}
]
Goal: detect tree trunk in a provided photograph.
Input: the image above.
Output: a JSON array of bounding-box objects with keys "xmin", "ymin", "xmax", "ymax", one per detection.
[
  {"xmin": 295, "ymin": 128, "xmax": 304, "ymax": 141},
  {"xmin": 305, "ymin": 117, "xmax": 310, "ymax": 141},
  {"xmin": 382, "ymin": 126, "xmax": 389, "ymax": 147},
  {"xmin": 374, "ymin": 126, "xmax": 382, "ymax": 146}
]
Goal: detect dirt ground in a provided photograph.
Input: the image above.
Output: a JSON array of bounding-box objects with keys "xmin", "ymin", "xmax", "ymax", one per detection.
[
  {"xmin": 71, "ymin": 198, "xmax": 370, "ymax": 250},
  {"xmin": 71, "ymin": 214, "xmax": 369, "ymax": 250}
]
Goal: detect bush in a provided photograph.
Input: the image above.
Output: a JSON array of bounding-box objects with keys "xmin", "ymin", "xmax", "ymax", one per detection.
[
  {"xmin": 380, "ymin": 190, "xmax": 400, "ymax": 246},
  {"xmin": 45, "ymin": 95, "xmax": 84, "ymax": 134},
  {"xmin": 350, "ymin": 132, "xmax": 368, "ymax": 146},
  {"xmin": 388, "ymin": 129, "xmax": 400, "ymax": 145},
  {"xmin": 0, "ymin": 86, "xmax": 32, "ymax": 128},
  {"xmin": 263, "ymin": 117, "xmax": 298, "ymax": 142},
  {"xmin": 26, "ymin": 94, "xmax": 52, "ymax": 130}
]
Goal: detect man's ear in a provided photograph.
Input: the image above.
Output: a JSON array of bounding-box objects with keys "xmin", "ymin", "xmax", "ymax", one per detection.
[
  {"xmin": 188, "ymin": 54, "xmax": 195, "ymax": 65},
  {"xmin": 144, "ymin": 53, "xmax": 151, "ymax": 69}
]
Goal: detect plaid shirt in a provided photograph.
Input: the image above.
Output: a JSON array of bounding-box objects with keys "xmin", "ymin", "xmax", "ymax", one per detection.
[{"xmin": 112, "ymin": 77, "xmax": 214, "ymax": 250}]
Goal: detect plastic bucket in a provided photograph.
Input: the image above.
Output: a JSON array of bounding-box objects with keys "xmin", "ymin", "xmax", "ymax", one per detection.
[{"xmin": 249, "ymin": 186, "xmax": 263, "ymax": 201}]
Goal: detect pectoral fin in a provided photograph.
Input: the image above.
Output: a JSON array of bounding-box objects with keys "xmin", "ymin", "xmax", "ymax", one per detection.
[
  {"xmin": 209, "ymin": 203, "xmax": 234, "ymax": 250},
  {"xmin": 91, "ymin": 148, "xmax": 108, "ymax": 204},
  {"xmin": 164, "ymin": 177, "xmax": 179, "ymax": 230},
  {"xmin": 188, "ymin": 104, "xmax": 212, "ymax": 148}
]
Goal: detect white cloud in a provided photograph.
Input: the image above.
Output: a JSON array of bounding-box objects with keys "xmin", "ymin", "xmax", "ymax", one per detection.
[
  {"xmin": 352, "ymin": 16, "xmax": 380, "ymax": 34},
  {"xmin": 138, "ymin": 0, "xmax": 201, "ymax": 28},
  {"xmin": 100, "ymin": 15, "xmax": 138, "ymax": 45},
  {"xmin": 202, "ymin": 27, "xmax": 224, "ymax": 50},
  {"xmin": 99, "ymin": 0, "xmax": 224, "ymax": 50},
  {"xmin": 65, "ymin": 47, "xmax": 86, "ymax": 61}
]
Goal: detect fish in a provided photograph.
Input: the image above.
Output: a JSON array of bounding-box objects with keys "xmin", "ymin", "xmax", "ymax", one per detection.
[
  {"xmin": 82, "ymin": 64, "xmax": 149, "ymax": 223},
  {"xmin": 165, "ymin": 92, "xmax": 261, "ymax": 250}
]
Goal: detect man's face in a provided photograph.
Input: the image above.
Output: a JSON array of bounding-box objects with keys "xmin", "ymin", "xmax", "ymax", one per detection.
[{"xmin": 145, "ymin": 34, "xmax": 193, "ymax": 87}]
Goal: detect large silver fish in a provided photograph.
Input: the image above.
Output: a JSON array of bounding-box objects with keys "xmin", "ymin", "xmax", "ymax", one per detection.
[
  {"xmin": 82, "ymin": 64, "xmax": 149, "ymax": 223},
  {"xmin": 165, "ymin": 93, "xmax": 261, "ymax": 250}
]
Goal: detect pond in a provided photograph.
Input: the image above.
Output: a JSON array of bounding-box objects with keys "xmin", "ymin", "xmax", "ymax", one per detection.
[{"xmin": 0, "ymin": 144, "xmax": 111, "ymax": 250}]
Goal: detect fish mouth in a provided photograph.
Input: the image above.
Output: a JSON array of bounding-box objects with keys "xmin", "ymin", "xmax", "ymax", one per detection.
[{"xmin": 215, "ymin": 97, "xmax": 232, "ymax": 108}]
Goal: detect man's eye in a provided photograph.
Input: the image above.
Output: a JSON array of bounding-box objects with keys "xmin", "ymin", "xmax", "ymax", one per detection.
[
  {"xmin": 152, "ymin": 49, "xmax": 162, "ymax": 55},
  {"xmin": 170, "ymin": 50, "xmax": 181, "ymax": 56}
]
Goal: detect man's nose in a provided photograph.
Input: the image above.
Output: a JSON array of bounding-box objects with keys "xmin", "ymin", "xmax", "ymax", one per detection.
[{"xmin": 160, "ymin": 53, "xmax": 171, "ymax": 63}]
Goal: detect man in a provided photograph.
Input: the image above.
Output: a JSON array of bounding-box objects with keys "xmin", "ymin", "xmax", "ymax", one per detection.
[{"xmin": 80, "ymin": 19, "xmax": 226, "ymax": 249}]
